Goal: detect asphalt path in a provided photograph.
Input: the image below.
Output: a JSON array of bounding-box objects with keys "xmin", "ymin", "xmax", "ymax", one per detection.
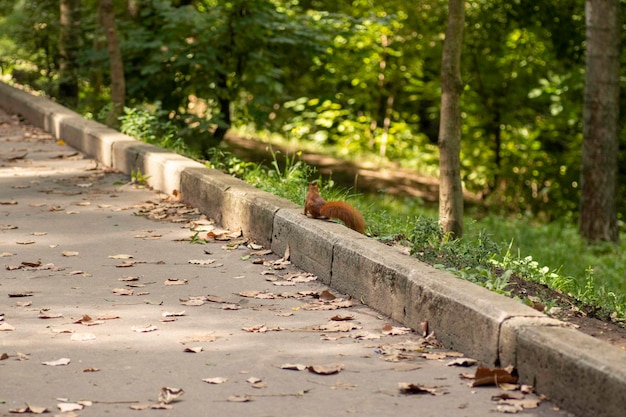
[{"xmin": 0, "ymin": 110, "xmax": 574, "ymax": 416}]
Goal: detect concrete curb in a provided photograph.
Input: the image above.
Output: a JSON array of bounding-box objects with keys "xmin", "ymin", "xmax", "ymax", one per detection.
[{"xmin": 2, "ymin": 82, "xmax": 625, "ymax": 417}]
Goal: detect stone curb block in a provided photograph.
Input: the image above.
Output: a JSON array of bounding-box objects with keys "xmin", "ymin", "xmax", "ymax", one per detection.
[
  {"xmin": 515, "ymin": 326, "xmax": 626, "ymax": 417},
  {"xmin": 181, "ymin": 167, "xmax": 300, "ymax": 248},
  {"xmin": 1, "ymin": 81, "xmax": 625, "ymax": 417}
]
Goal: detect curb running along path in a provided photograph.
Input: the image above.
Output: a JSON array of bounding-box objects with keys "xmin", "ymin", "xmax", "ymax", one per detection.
[{"xmin": 1, "ymin": 82, "xmax": 624, "ymax": 417}]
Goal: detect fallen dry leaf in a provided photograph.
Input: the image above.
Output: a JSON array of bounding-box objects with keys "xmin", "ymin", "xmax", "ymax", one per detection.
[
  {"xmin": 38, "ymin": 310, "xmax": 63, "ymax": 319},
  {"xmin": 9, "ymin": 403, "xmax": 49, "ymax": 414},
  {"xmin": 62, "ymin": 251, "xmax": 79, "ymax": 257},
  {"xmin": 227, "ymin": 395, "xmax": 252, "ymax": 403},
  {"xmin": 398, "ymin": 382, "xmax": 447, "ymax": 396},
  {"xmin": 184, "ymin": 346, "xmax": 203, "ymax": 353},
  {"xmin": 129, "ymin": 404, "xmax": 151, "ymax": 411},
  {"xmin": 96, "ymin": 314, "xmax": 120, "ymax": 320},
  {"xmin": 319, "ymin": 290, "xmax": 336, "ymax": 301},
  {"xmin": 314, "ymin": 321, "xmax": 362, "ymax": 332},
  {"xmin": 330, "ymin": 314, "xmax": 354, "ymax": 321},
  {"xmin": 242, "ymin": 324, "xmax": 268, "ymax": 333},
  {"xmin": 162, "ymin": 311, "xmax": 186, "ymax": 318},
  {"xmin": 307, "ymin": 363, "xmax": 344, "ymax": 375},
  {"xmin": 118, "ymin": 276, "xmax": 140, "ymax": 282},
  {"xmin": 158, "ymin": 387, "xmax": 185, "ymax": 404},
  {"xmin": 42, "ymin": 357, "xmax": 71, "ymax": 366},
  {"xmin": 447, "ymin": 357, "xmax": 478, "ymax": 367},
  {"xmin": 112, "ymin": 288, "xmax": 134, "ymax": 296},
  {"xmin": 301, "ymin": 299, "xmax": 353, "ymax": 311},
  {"xmin": 472, "ymin": 366, "xmax": 518, "ymax": 387},
  {"xmin": 109, "ymin": 254, "xmax": 134, "ymax": 259},
  {"xmin": 496, "ymin": 398, "xmax": 541, "ymax": 410},
  {"xmin": 202, "ymin": 377, "xmax": 228, "ymax": 384},
  {"xmin": 188, "ymin": 259, "xmax": 215, "ymax": 265},
  {"xmin": 180, "ymin": 298, "xmax": 205, "ymax": 306},
  {"xmin": 164, "ymin": 278, "xmax": 188, "ymax": 286},
  {"xmin": 0, "ymin": 322, "xmax": 15, "ymax": 331},
  {"xmin": 238, "ymin": 290, "xmax": 276, "ymax": 299},
  {"xmin": 382, "ymin": 324, "xmax": 412, "ymax": 335},
  {"xmin": 281, "ymin": 363, "xmax": 307, "ymax": 371},
  {"xmin": 150, "ymin": 403, "xmax": 173, "ymax": 410},
  {"xmin": 57, "ymin": 402, "xmax": 83, "ymax": 412},
  {"xmin": 73, "ymin": 314, "xmax": 104, "ymax": 326},
  {"xmin": 246, "ymin": 377, "xmax": 266, "ymax": 389},
  {"xmin": 132, "ymin": 324, "xmax": 158, "ymax": 333}
]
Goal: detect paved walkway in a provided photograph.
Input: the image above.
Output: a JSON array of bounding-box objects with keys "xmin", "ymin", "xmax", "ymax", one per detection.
[{"xmin": 0, "ymin": 110, "xmax": 572, "ymax": 416}]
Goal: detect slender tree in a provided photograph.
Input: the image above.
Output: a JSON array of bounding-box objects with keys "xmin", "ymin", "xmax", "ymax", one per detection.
[
  {"xmin": 99, "ymin": 0, "xmax": 125, "ymax": 128},
  {"xmin": 579, "ymin": 0, "xmax": 620, "ymax": 243},
  {"xmin": 438, "ymin": 0, "xmax": 465, "ymax": 237},
  {"xmin": 58, "ymin": 0, "xmax": 81, "ymax": 107}
]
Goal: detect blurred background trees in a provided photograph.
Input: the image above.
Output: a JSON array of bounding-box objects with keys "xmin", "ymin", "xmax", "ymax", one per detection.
[{"xmin": 0, "ymin": 0, "xmax": 623, "ymax": 235}]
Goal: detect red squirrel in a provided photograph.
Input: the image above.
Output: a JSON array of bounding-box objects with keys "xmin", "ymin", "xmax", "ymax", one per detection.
[{"xmin": 304, "ymin": 183, "xmax": 365, "ymax": 234}]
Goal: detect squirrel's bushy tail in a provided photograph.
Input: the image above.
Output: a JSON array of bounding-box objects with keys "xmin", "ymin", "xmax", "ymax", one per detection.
[{"xmin": 320, "ymin": 202, "xmax": 366, "ymax": 234}]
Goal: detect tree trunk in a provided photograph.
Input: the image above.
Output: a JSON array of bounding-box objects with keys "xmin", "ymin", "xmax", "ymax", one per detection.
[
  {"xmin": 438, "ymin": 0, "xmax": 465, "ymax": 237},
  {"xmin": 58, "ymin": 0, "xmax": 81, "ymax": 107},
  {"xmin": 579, "ymin": 0, "xmax": 620, "ymax": 243},
  {"xmin": 99, "ymin": 0, "xmax": 125, "ymax": 129}
]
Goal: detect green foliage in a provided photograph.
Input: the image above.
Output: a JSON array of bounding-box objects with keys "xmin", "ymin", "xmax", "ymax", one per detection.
[
  {"xmin": 119, "ymin": 105, "xmax": 192, "ymax": 156},
  {"xmin": 2, "ymin": 0, "xmax": 625, "ymax": 318},
  {"xmin": 2, "ymin": 0, "xmax": 621, "ymax": 218},
  {"xmin": 408, "ymin": 214, "xmax": 625, "ymax": 319}
]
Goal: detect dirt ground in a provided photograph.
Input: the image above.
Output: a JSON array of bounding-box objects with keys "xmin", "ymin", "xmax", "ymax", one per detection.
[{"xmin": 224, "ymin": 134, "xmax": 626, "ymax": 351}]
